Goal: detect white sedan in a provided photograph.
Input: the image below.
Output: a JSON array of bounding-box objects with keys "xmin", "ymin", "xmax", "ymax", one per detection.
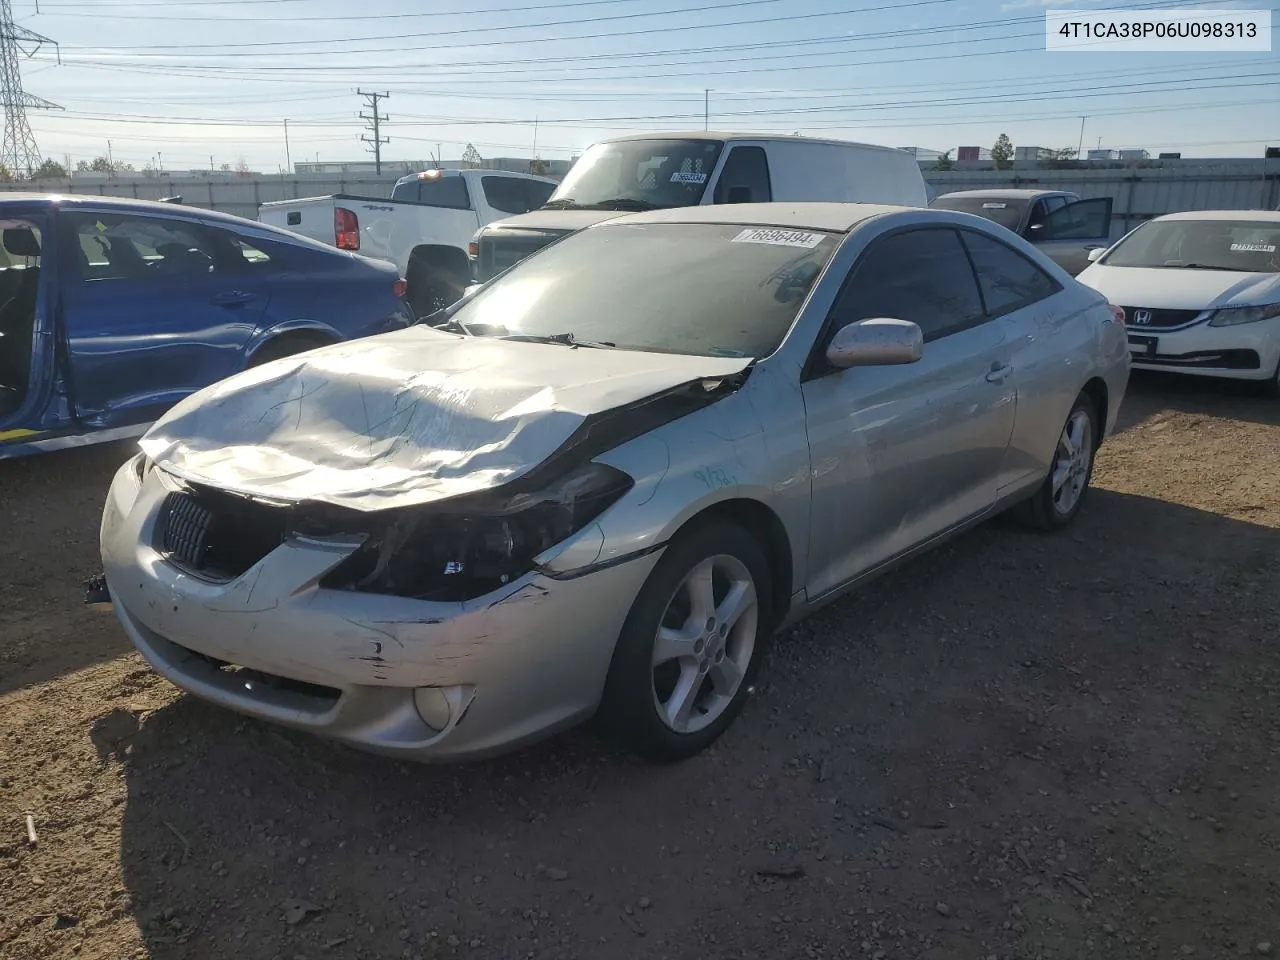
[{"xmin": 1077, "ymin": 210, "xmax": 1280, "ymax": 392}]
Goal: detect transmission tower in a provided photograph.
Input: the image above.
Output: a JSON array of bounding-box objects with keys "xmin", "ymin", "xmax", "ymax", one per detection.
[
  {"xmin": 358, "ymin": 89, "xmax": 389, "ymax": 175},
  {"xmin": 0, "ymin": 0, "xmax": 61, "ymax": 176}
]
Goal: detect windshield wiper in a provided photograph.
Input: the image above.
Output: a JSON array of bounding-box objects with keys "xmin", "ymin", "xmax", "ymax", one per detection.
[
  {"xmin": 1176, "ymin": 263, "xmax": 1245, "ymax": 271},
  {"xmin": 583, "ymin": 197, "xmax": 660, "ymax": 212},
  {"xmin": 500, "ymin": 332, "xmax": 617, "ymax": 349},
  {"xmin": 539, "ymin": 198, "xmax": 582, "ymax": 210}
]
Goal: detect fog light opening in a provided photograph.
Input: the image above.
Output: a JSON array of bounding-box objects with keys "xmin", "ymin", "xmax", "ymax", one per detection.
[
  {"xmin": 414, "ymin": 687, "xmax": 452, "ymax": 731},
  {"xmin": 413, "ymin": 684, "xmax": 475, "ymax": 733}
]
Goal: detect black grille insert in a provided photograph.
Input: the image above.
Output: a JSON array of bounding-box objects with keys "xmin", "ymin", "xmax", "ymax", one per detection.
[
  {"xmin": 157, "ymin": 488, "xmax": 289, "ymax": 580},
  {"xmin": 1121, "ymin": 306, "xmax": 1204, "ymax": 329}
]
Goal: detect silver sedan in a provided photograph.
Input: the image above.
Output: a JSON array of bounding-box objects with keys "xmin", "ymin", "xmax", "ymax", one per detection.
[{"xmin": 98, "ymin": 203, "xmax": 1130, "ymax": 762}]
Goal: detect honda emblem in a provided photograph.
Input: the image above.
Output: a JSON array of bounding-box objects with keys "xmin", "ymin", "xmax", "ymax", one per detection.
[{"xmin": 1133, "ymin": 309, "xmax": 1153, "ymax": 325}]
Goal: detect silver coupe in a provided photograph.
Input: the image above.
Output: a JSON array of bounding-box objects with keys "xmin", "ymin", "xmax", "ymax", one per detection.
[{"xmin": 98, "ymin": 203, "xmax": 1130, "ymax": 762}]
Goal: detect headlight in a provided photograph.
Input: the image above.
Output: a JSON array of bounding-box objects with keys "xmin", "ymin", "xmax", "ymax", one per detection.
[
  {"xmin": 318, "ymin": 462, "xmax": 633, "ymax": 601},
  {"xmin": 1207, "ymin": 302, "xmax": 1280, "ymax": 327}
]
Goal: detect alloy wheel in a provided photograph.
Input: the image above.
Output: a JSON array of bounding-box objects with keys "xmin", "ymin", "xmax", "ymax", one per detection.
[
  {"xmin": 1051, "ymin": 408, "xmax": 1094, "ymax": 516},
  {"xmin": 650, "ymin": 554, "xmax": 758, "ymax": 734}
]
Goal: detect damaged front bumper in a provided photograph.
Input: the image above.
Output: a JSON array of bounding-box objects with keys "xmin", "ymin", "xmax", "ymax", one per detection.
[{"xmin": 99, "ymin": 456, "xmax": 661, "ymax": 761}]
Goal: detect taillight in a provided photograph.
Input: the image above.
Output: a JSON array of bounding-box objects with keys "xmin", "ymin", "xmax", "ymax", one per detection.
[
  {"xmin": 1108, "ymin": 304, "xmax": 1125, "ymax": 324},
  {"xmin": 335, "ymin": 207, "xmax": 360, "ymax": 251},
  {"xmin": 393, "ymin": 278, "xmax": 407, "ymax": 300},
  {"xmin": 467, "ymin": 240, "xmax": 479, "ymax": 259}
]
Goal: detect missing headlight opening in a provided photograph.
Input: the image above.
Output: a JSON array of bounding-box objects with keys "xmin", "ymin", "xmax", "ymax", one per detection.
[{"xmin": 318, "ymin": 461, "xmax": 634, "ymax": 601}]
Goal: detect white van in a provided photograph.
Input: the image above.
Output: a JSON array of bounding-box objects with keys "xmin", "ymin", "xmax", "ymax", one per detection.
[{"xmin": 468, "ymin": 132, "xmax": 927, "ymax": 287}]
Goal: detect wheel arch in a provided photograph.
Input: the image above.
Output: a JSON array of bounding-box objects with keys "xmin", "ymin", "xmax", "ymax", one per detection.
[
  {"xmin": 665, "ymin": 497, "xmax": 795, "ymax": 628},
  {"xmin": 406, "ymin": 243, "xmax": 470, "ymax": 280},
  {"xmin": 245, "ymin": 321, "xmax": 343, "ymax": 365},
  {"xmin": 1080, "ymin": 376, "xmax": 1109, "ymax": 447}
]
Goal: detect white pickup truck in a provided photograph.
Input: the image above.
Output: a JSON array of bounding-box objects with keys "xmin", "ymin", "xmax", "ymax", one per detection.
[{"xmin": 259, "ymin": 168, "xmax": 558, "ymax": 316}]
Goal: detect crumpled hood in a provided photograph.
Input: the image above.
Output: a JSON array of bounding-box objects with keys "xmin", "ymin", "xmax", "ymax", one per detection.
[
  {"xmin": 1078, "ymin": 264, "xmax": 1280, "ymax": 310},
  {"xmin": 140, "ymin": 326, "xmax": 751, "ymax": 511}
]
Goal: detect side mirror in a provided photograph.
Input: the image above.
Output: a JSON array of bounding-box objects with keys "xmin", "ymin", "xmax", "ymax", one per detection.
[
  {"xmin": 1025, "ymin": 222, "xmax": 1046, "ymax": 238},
  {"xmin": 825, "ymin": 318, "xmax": 923, "ymax": 369},
  {"xmin": 1087, "ymin": 246, "xmax": 1107, "ymax": 263},
  {"xmin": 725, "ymin": 185, "xmax": 752, "ymax": 204}
]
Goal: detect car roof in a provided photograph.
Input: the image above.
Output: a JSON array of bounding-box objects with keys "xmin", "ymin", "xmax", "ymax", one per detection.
[
  {"xmin": 933, "ymin": 189, "xmax": 1073, "ymax": 201},
  {"xmin": 1150, "ymin": 209, "xmax": 1280, "ymax": 223},
  {"xmin": 605, "ymin": 201, "xmax": 921, "ymax": 233},
  {"xmin": 0, "ymin": 192, "xmax": 265, "ymax": 227},
  {"xmin": 596, "ymin": 131, "xmax": 908, "ymax": 154}
]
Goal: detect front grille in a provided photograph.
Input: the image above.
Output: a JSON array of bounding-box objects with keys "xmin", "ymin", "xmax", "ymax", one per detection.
[
  {"xmin": 156, "ymin": 488, "xmax": 289, "ymax": 580},
  {"xmin": 1120, "ymin": 306, "xmax": 1204, "ymax": 329},
  {"xmin": 477, "ymin": 230, "xmax": 568, "ymax": 282},
  {"xmin": 160, "ymin": 493, "xmax": 214, "ymax": 571}
]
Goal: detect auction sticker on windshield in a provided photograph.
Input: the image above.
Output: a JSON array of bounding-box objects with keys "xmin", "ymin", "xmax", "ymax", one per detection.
[
  {"xmin": 670, "ymin": 172, "xmax": 708, "ymax": 184},
  {"xmin": 1230, "ymin": 242, "xmax": 1276, "ymax": 253},
  {"xmin": 732, "ymin": 228, "xmax": 825, "ymax": 248}
]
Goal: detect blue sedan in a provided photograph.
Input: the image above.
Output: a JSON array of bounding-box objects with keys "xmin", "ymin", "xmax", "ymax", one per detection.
[{"xmin": 0, "ymin": 194, "xmax": 413, "ymax": 459}]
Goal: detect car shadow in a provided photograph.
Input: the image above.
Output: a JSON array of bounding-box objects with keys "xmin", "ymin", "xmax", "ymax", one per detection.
[
  {"xmin": 1116, "ymin": 369, "xmax": 1279, "ymax": 433},
  {"xmin": 104, "ymin": 486, "xmax": 1280, "ymax": 960},
  {"xmin": 0, "ymin": 440, "xmax": 136, "ymax": 696}
]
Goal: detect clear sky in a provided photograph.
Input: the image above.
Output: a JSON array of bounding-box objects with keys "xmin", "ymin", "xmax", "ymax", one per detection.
[{"xmin": 13, "ymin": 0, "xmax": 1280, "ymax": 172}]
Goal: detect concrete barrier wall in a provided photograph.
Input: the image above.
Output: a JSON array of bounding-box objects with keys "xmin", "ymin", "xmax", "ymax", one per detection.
[{"xmin": 5, "ymin": 164, "xmax": 1276, "ymax": 241}]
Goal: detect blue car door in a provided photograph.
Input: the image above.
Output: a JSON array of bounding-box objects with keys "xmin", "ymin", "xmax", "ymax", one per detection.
[{"xmin": 58, "ymin": 208, "xmax": 269, "ymax": 427}]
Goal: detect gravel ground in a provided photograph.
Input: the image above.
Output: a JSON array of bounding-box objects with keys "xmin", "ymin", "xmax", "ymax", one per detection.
[{"xmin": 2, "ymin": 371, "xmax": 1279, "ymax": 960}]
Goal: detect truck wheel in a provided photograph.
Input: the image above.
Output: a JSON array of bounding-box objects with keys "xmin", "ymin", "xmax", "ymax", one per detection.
[{"xmin": 408, "ymin": 263, "xmax": 465, "ymax": 319}]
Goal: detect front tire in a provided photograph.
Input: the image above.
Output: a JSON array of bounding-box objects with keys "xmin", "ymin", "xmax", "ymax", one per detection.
[
  {"xmin": 1018, "ymin": 394, "xmax": 1098, "ymax": 530},
  {"xmin": 597, "ymin": 521, "xmax": 773, "ymax": 762}
]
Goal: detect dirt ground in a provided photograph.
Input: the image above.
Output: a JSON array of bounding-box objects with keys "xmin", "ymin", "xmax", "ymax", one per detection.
[{"xmin": 2, "ymin": 371, "xmax": 1279, "ymax": 960}]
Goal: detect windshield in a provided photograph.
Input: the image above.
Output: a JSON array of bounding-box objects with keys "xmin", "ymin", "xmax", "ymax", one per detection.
[
  {"xmin": 930, "ymin": 196, "xmax": 1027, "ymax": 232},
  {"xmin": 449, "ymin": 222, "xmax": 839, "ymax": 359},
  {"xmin": 546, "ymin": 139, "xmax": 725, "ymax": 211},
  {"xmin": 1101, "ymin": 219, "xmax": 1280, "ymax": 272}
]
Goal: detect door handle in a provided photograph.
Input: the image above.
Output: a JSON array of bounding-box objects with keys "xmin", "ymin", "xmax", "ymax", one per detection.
[
  {"xmin": 211, "ymin": 290, "xmax": 255, "ymax": 307},
  {"xmin": 985, "ymin": 363, "xmax": 1012, "ymax": 384}
]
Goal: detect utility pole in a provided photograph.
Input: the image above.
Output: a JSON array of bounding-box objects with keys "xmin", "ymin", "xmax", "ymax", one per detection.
[
  {"xmin": 283, "ymin": 118, "xmax": 292, "ymax": 173},
  {"xmin": 704, "ymin": 89, "xmax": 710, "ymax": 131},
  {"xmin": 358, "ymin": 89, "xmax": 390, "ymax": 175},
  {"xmin": 1076, "ymin": 116, "xmax": 1086, "ymax": 162},
  {"xmin": 0, "ymin": 0, "xmax": 62, "ymax": 176}
]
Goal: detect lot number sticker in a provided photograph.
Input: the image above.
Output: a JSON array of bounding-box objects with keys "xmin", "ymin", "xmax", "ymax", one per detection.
[
  {"xmin": 1230, "ymin": 242, "xmax": 1277, "ymax": 253},
  {"xmin": 670, "ymin": 172, "xmax": 708, "ymax": 184},
  {"xmin": 731, "ymin": 228, "xmax": 825, "ymax": 248}
]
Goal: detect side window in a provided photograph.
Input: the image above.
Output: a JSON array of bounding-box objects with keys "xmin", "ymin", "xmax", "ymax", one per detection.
[
  {"xmin": 959, "ymin": 230, "xmax": 1062, "ymax": 315},
  {"xmin": 1044, "ymin": 195, "xmax": 1069, "ymax": 213},
  {"xmin": 714, "ymin": 146, "xmax": 772, "ymax": 204},
  {"xmin": 1042, "ymin": 197, "xmax": 1113, "ymax": 240},
  {"xmin": 828, "ymin": 228, "xmax": 984, "ymax": 343},
  {"xmin": 1025, "ymin": 199, "xmax": 1050, "ymax": 231},
  {"xmin": 415, "ymin": 176, "xmax": 471, "ymax": 210},
  {"xmin": 482, "ymin": 176, "xmax": 537, "ymax": 215},
  {"xmin": 228, "ymin": 236, "xmax": 271, "ymax": 265},
  {"xmin": 68, "ymin": 214, "xmax": 218, "ymax": 283},
  {"xmin": 524, "ymin": 179, "xmax": 556, "ymax": 210}
]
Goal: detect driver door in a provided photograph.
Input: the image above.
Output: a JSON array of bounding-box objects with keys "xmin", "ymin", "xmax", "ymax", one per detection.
[
  {"xmin": 801, "ymin": 226, "xmax": 1016, "ymax": 600},
  {"xmin": 59, "ymin": 210, "xmax": 267, "ymax": 427}
]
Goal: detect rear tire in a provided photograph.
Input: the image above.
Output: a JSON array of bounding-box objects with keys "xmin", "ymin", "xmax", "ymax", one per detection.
[
  {"xmin": 407, "ymin": 261, "xmax": 465, "ymax": 320},
  {"xmin": 596, "ymin": 521, "xmax": 773, "ymax": 762},
  {"xmin": 1017, "ymin": 393, "xmax": 1098, "ymax": 531}
]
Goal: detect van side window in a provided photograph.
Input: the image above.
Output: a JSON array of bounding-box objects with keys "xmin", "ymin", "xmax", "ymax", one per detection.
[{"xmin": 714, "ymin": 147, "xmax": 772, "ymax": 204}]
